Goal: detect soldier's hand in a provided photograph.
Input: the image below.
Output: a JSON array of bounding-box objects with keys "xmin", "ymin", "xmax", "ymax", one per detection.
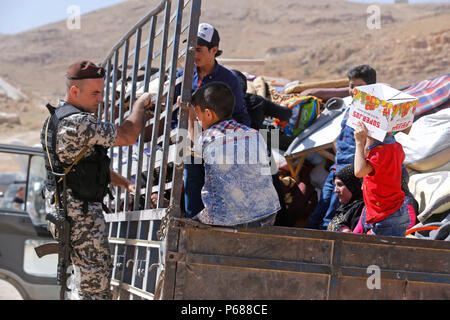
[
  {"xmin": 136, "ymin": 93, "xmax": 155, "ymax": 120},
  {"xmin": 137, "ymin": 92, "xmax": 154, "ymax": 109}
]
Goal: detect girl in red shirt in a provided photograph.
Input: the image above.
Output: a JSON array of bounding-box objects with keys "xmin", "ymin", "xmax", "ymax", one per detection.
[{"xmin": 353, "ymin": 121, "xmax": 410, "ymax": 237}]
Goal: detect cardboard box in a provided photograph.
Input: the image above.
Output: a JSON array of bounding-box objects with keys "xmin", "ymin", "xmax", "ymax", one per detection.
[{"xmin": 346, "ymin": 83, "xmax": 418, "ymax": 141}]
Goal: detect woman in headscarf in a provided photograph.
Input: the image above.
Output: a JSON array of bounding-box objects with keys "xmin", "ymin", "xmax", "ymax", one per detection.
[
  {"xmin": 327, "ymin": 164, "xmax": 365, "ymax": 233},
  {"xmin": 351, "ymin": 165, "xmax": 418, "ymax": 235}
]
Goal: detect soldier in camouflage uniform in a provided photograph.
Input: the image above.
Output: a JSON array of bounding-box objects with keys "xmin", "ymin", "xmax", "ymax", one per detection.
[{"xmin": 43, "ymin": 60, "xmax": 153, "ymax": 300}]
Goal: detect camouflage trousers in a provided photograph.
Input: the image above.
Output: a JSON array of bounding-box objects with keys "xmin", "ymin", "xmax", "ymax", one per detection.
[{"xmin": 45, "ymin": 189, "xmax": 113, "ymax": 300}]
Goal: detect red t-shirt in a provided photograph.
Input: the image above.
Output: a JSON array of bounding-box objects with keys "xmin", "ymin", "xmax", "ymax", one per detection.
[{"xmin": 363, "ymin": 141, "xmax": 405, "ymax": 224}]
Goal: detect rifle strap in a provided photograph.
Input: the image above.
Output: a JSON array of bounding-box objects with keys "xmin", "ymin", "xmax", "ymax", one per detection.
[{"xmin": 58, "ymin": 146, "xmax": 89, "ymax": 183}]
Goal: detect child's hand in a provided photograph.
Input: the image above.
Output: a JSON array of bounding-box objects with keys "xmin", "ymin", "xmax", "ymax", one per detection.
[
  {"xmin": 125, "ymin": 179, "xmax": 136, "ymax": 194},
  {"xmin": 354, "ymin": 121, "xmax": 368, "ymax": 144}
]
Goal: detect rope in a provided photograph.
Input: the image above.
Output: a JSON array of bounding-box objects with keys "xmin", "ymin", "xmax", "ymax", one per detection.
[{"xmin": 405, "ymin": 225, "xmax": 440, "ymax": 236}]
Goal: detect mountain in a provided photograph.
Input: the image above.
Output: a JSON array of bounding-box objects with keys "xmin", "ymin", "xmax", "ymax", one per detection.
[{"xmin": 0, "ymin": 0, "xmax": 449, "ymax": 145}]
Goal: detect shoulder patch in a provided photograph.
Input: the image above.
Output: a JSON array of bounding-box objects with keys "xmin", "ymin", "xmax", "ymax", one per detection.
[{"xmin": 87, "ymin": 115, "xmax": 100, "ymax": 125}]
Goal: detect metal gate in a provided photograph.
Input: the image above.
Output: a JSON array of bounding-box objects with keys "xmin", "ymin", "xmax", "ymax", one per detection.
[{"xmin": 99, "ymin": 0, "xmax": 201, "ymax": 300}]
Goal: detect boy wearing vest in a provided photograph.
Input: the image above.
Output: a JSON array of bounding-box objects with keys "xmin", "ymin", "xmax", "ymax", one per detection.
[
  {"xmin": 353, "ymin": 121, "xmax": 410, "ymax": 237},
  {"xmin": 186, "ymin": 82, "xmax": 280, "ymax": 226}
]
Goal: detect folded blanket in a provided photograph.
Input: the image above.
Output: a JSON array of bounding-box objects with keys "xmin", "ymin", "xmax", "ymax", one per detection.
[
  {"xmin": 402, "ymin": 72, "xmax": 450, "ymax": 119},
  {"xmin": 285, "ymin": 79, "xmax": 349, "ymax": 94}
]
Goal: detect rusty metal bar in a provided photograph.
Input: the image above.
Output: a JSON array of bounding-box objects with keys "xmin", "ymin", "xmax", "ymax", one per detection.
[
  {"xmin": 103, "ymin": 0, "xmax": 166, "ymax": 64},
  {"xmin": 103, "ymin": 0, "xmax": 200, "ymax": 300},
  {"xmin": 160, "ymin": 0, "xmax": 201, "ymax": 300},
  {"xmin": 108, "ymin": 51, "xmax": 119, "ymax": 162},
  {"xmin": 144, "ymin": 0, "xmax": 171, "ymax": 210},
  {"xmin": 119, "ymin": 27, "xmax": 144, "ymax": 299},
  {"xmin": 109, "ymin": 41, "xmax": 130, "ymax": 292},
  {"xmin": 103, "ymin": 60, "xmax": 111, "ymax": 122},
  {"xmin": 156, "ymin": 0, "xmax": 184, "ymax": 208},
  {"xmin": 134, "ymin": 16, "xmax": 157, "ymax": 216},
  {"xmin": 123, "ymin": 27, "xmax": 142, "ymax": 212},
  {"xmin": 141, "ymin": 13, "xmax": 159, "ymax": 284},
  {"xmin": 114, "ymin": 39, "xmax": 129, "ymax": 213}
]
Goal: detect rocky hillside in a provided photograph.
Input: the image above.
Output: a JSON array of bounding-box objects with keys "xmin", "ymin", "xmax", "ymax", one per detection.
[{"xmin": 0, "ymin": 0, "xmax": 449, "ymax": 145}]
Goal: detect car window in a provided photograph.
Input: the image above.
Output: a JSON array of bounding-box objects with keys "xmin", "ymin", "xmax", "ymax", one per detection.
[
  {"xmin": 27, "ymin": 156, "xmax": 47, "ymax": 226},
  {"xmin": 0, "ymin": 182, "xmax": 26, "ymax": 210}
]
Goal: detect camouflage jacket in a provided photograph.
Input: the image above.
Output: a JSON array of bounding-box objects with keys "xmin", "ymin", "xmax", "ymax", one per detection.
[
  {"xmin": 54, "ymin": 100, "xmax": 117, "ymax": 164},
  {"xmin": 44, "ymin": 100, "xmax": 117, "ymax": 212}
]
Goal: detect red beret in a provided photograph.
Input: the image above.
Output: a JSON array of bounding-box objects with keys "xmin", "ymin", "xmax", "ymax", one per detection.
[{"xmin": 66, "ymin": 60, "xmax": 105, "ymax": 80}]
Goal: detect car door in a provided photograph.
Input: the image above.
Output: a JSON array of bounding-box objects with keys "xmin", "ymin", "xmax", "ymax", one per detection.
[{"xmin": 0, "ymin": 144, "xmax": 59, "ymax": 299}]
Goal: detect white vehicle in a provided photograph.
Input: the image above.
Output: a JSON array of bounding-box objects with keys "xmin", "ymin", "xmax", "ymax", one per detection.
[{"xmin": 0, "ymin": 144, "xmax": 59, "ymax": 300}]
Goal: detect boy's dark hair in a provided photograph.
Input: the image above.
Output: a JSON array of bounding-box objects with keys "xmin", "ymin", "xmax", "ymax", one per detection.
[
  {"xmin": 347, "ymin": 65, "xmax": 377, "ymax": 85},
  {"xmin": 208, "ymin": 45, "xmax": 223, "ymax": 57},
  {"xmin": 191, "ymin": 82, "xmax": 235, "ymax": 120}
]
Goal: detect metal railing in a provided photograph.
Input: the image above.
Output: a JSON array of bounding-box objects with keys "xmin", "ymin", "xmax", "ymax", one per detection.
[{"xmin": 99, "ymin": 0, "xmax": 201, "ymax": 300}]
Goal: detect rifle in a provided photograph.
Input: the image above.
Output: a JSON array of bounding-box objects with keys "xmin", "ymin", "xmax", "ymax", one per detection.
[{"xmin": 34, "ymin": 172, "xmax": 72, "ymax": 300}]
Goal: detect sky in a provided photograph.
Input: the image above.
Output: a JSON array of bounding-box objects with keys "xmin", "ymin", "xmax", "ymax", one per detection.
[
  {"xmin": 0, "ymin": 0, "xmax": 448, "ymax": 34},
  {"xmin": 0, "ymin": 0, "xmax": 125, "ymax": 34}
]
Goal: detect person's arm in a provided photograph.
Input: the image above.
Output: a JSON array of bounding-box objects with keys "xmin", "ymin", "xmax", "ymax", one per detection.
[
  {"xmin": 353, "ymin": 121, "xmax": 373, "ymax": 178},
  {"xmin": 187, "ymin": 105, "xmax": 197, "ymax": 143},
  {"xmin": 144, "ymin": 69, "xmax": 185, "ymax": 142},
  {"xmin": 187, "ymin": 102, "xmax": 204, "ymax": 158},
  {"xmin": 230, "ymin": 76, "xmax": 251, "ymax": 126},
  {"xmin": 110, "ymin": 169, "xmax": 135, "ymax": 193},
  {"xmin": 259, "ymin": 96, "xmax": 292, "ymax": 121},
  {"xmin": 115, "ymin": 93, "xmax": 153, "ymax": 146},
  {"xmin": 352, "ymin": 213, "xmax": 364, "ymax": 234}
]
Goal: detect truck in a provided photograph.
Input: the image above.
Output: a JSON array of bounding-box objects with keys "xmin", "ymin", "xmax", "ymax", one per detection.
[{"xmin": 0, "ymin": 0, "xmax": 449, "ymax": 300}]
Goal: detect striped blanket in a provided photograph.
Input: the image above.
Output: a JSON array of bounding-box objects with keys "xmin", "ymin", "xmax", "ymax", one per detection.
[{"xmin": 402, "ymin": 72, "xmax": 450, "ymax": 120}]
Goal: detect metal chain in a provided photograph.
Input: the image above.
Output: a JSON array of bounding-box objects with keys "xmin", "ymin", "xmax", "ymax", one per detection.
[{"xmin": 156, "ymin": 204, "xmax": 177, "ymax": 240}]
